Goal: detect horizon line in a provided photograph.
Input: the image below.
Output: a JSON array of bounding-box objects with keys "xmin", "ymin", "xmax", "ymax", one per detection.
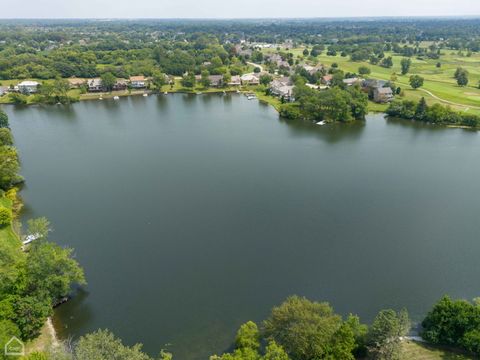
[{"xmin": 2, "ymin": 15, "xmax": 480, "ymax": 21}]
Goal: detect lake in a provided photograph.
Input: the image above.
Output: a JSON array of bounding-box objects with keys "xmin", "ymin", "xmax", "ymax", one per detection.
[{"xmin": 5, "ymin": 94, "xmax": 480, "ymax": 359}]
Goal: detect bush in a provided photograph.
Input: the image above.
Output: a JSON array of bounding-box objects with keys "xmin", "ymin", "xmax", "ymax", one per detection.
[{"xmin": 0, "ymin": 207, "xmax": 12, "ymax": 226}]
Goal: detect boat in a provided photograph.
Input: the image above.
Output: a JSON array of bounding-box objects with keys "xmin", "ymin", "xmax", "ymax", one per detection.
[
  {"xmin": 316, "ymin": 120, "xmax": 326, "ymax": 126},
  {"xmin": 99, "ymin": 97, "xmax": 103, "ymax": 100},
  {"xmin": 113, "ymin": 96, "xmax": 120, "ymax": 100},
  {"xmin": 247, "ymin": 95, "xmax": 257, "ymax": 100},
  {"xmin": 197, "ymin": 92, "xmax": 203, "ymax": 95},
  {"xmin": 143, "ymin": 93, "xmax": 148, "ymax": 97},
  {"xmin": 164, "ymin": 92, "xmax": 168, "ymax": 95},
  {"xmin": 236, "ymin": 90, "xmax": 241, "ymax": 94}
]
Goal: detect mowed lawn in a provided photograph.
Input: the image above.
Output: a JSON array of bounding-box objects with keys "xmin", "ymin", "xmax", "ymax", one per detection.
[
  {"xmin": 271, "ymin": 47, "xmax": 480, "ymax": 115},
  {"xmin": 401, "ymin": 341, "xmax": 474, "ymax": 360}
]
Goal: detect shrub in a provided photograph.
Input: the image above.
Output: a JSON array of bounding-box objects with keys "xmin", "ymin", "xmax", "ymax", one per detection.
[{"xmin": 0, "ymin": 207, "xmax": 12, "ymax": 226}]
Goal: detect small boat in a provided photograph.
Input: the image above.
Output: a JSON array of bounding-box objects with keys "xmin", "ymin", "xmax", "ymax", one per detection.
[
  {"xmin": 236, "ymin": 90, "xmax": 241, "ymax": 94},
  {"xmin": 113, "ymin": 96, "xmax": 120, "ymax": 100},
  {"xmin": 316, "ymin": 120, "xmax": 326, "ymax": 126},
  {"xmin": 164, "ymin": 92, "xmax": 168, "ymax": 95},
  {"xmin": 197, "ymin": 92, "xmax": 203, "ymax": 95},
  {"xmin": 143, "ymin": 93, "xmax": 148, "ymax": 97},
  {"xmin": 99, "ymin": 97, "xmax": 103, "ymax": 100},
  {"xmin": 247, "ymin": 95, "xmax": 257, "ymax": 100}
]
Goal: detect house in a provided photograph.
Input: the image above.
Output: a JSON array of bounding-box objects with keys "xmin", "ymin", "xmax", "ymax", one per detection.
[
  {"xmin": 113, "ymin": 79, "xmax": 128, "ymax": 91},
  {"xmin": 208, "ymin": 75, "xmax": 224, "ymax": 87},
  {"xmin": 343, "ymin": 77, "xmax": 360, "ymax": 86},
  {"xmin": 362, "ymin": 79, "xmax": 394, "ymax": 102},
  {"xmin": 321, "ymin": 75, "xmax": 333, "ymax": 85},
  {"xmin": 228, "ymin": 75, "xmax": 241, "ymax": 86},
  {"xmin": 302, "ymin": 64, "xmax": 325, "ymax": 76},
  {"xmin": 373, "ymin": 87, "xmax": 394, "ymax": 103},
  {"xmin": 68, "ymin": 78, "xmax": 86, "ymax": 89},
  {"xmin": 241, "ymin": 74, "xmax": 260, "ymax": 85},
  {"xmin": 17, "ymin": 81, "xmax": 40, "ymax": 94},
  {"xmin": 129, "ymin": 76, "xmax": 147, "ymax": 89},
  {"xmin": 362, "ymin": 79, "xmax": 388, "ymax": 90},
  {"xmin": 270, "ymin": 77, "xmax": 295, "ymax": 101},
  {"xmin": 87, "ymin": 78, "xmax": 103, "ymax": 92}
]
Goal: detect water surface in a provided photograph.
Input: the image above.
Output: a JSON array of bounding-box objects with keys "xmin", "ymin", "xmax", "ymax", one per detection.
[{"xmin": 5, "ymin": 95, "xmax": 480, "ymax": 359}]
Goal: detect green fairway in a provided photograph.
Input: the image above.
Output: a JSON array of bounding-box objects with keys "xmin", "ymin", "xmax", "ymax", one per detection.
[{"xmin": 274, "ymin": 47, "xmax": 480, "ymax": 115}]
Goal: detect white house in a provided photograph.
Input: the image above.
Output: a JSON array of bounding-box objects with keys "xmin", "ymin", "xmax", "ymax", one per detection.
[
  {"xmin": 129, "ymin": 76, "xmax": 147, "ymax": 89},
  {"xmin": 17, "ymin": 81, "xmax": 40, "ymax": 94}
]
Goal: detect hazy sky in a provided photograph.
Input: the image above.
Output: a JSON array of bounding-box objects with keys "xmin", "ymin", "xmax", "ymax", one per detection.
[{"xmin": 2, "ymin": 0, "xmax": 479, "ymax": 19}]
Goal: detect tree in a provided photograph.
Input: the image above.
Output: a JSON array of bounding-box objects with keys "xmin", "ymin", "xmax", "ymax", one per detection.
[
  {"xmin": 0, "ymin": 109, "xmax": 9, "ymax": 128},
  {"xmin": 100, "ymin": 72, "xmax": 116, "ymax": 92},
  {"xmin": 259, "ymin": 74, "xmax": 273, "ymax": 86},
  {"xmin": 235, "ymin": 321, "xmax": 260, "ymax": 350},
  {"xmin": 75, "ymin": 330, "xmax": 152, "ymax": 360},
  {"xmin": 25, "ymin": 242, "xmax": 86, "ymax": 303},
  {"xmin": 201, "ymin": 70, "xmax": 211, "ymax": 88},
  {"xmin": 0, "ymin": 146, "xmax": 22, "ymax": 190},
  {"xmin": 253, "ymin": 67, "xmax": 261, "ymax": 73},
  {"xmin": 0, "ymin": 207, "xmax": 12, "ymax": 227},
  {"xmin": 415, "ymin": 97, "xmax": 428, "ymax": 121},
  {"xmin": 380, "ymin": 57, "xmax": 393, "ymax": 68},
  {"xmin": 302, "ymin": 49, "xmax": 309, "ymax": 56},
  {"xmin": 409, "ymin": 75, "xmax": 424, "ymax": 89},
  {"xmin": 422, "ymin": 296, "xmax": 480, "ymax": 353},
  {"xmin": 400, "ymin": 58, "xmax": 411, "ymax": 75},
  {"xmin": 152, "ymin": 72, "xmax": 167, "ymax": 91},
  {"xmin": 368, "ymin": 309, "xmax": 410, "ymax": 360},
  {"xmin": 0, "ymin": 319, "xmax": 20, "ymax": 360},
  {"xmin": 263, "ymin": 296, "xmax": 355, "ymax": 360},
  {"xmin": 358, "ymin": 66, "xmax": 371, "ymax": 75},
  {"xmin": 264, "ymin": 341, "xmax": 289, "ymax": 360},
  {"xmin": 26, "ymin": 217, "xmax": 51, "ymax": 240},
  {"xmin": 13, "ymin": 295, "xmax": 52, "ymax": 340},
  {"xmin": 181, "ymin": 73, "xmax": 196, "ymax": 88},
  {"xmin": 0, "ymin": 128, "xmax": 14, "ymax": 146},
  {"xmin": 457, "ymin": 70, "xmax": 469, "ymax": 86}
]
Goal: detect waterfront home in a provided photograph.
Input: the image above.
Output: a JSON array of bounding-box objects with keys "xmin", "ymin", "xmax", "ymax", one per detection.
[
  {"xmin": 270, "ymin": 77, "xmax": 295, "ymax": 101},
  {"xmin": 17, "ymin": 81, "xmax": 40, "ymax": 94},
  {"xmin": 373, "ymin": 87, "xmax": 394, "ymax": 103},
  {"xmin": 114, "ymin": 79, "xmax": 128, "ymax": 91},
  {"xmin": 68, "ymin": 78, "xmax": 86, "ymax": 89},
  {"xmin": 208, "ymin": 75, "xmax": 224, "ymax": 87},
  {"xmin": 228, "ymin": 75, "xmax": 241, "ymax": 86},
  {"xmin": 241, "ymin": 74, "xmax": 260, "ymax": 85},
  {"xmin": 129, "ymin": 76, "xmax": 147, "ymax": 89},
  {"xmin": 87, "ymin": 78, "xmax": 103, "ymax": 92}
]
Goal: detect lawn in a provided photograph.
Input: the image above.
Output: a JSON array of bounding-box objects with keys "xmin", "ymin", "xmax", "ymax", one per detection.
[
  {"xmin": 401, "ymin": 341, "xmax": 474, "ymax": 360},
  {"xmin": 0, "ymin": 195, "xmax": 20, "ymax": 247}
]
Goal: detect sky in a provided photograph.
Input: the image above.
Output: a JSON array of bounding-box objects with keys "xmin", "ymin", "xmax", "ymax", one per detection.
[{"xmin": 2, "ymin": 0, "xmax": 480, "ymax": 19}]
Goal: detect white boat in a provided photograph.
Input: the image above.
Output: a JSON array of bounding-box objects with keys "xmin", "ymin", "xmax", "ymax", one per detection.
[
  {"xmin": 113, "ymin": 96, "xmax": 120, "ymax": 100},
  {"xmin": 143, "ymin": 93, "xmax": 148, "ymax": 97},
  {"xmin": 197, "ymin": 92, "xmax": 203, "ymax": 95},
  {"xmin": 99, "ymin": 97, "xmax": 103, "ymax": 100},
  {"xmin": 316, "ymin": 120, "xmax": 327, "ymax": 126},
  {"xmin": 164, "ymin": 92, "xmax": 168, "ymax": 95},
  {"xmin": 247, "ymin": 95, "xmax": 257, "ymax": 100}
]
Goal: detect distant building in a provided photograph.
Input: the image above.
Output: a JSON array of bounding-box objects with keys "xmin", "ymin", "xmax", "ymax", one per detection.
[
  {"xmin": 17, "ymin": 81, "xmax": 40, "ymax": 94},
  {"xmin": 321, "ymin": 75, "xmax": 333, "ymax": 85},
  {"xmin": 373, "ymin": 87, "xmax": 394, "ymax": 103},
  {"xmin": 87, "ymin": 78, "xmax": 103, "ymax": 92},
  {"xmin": 270, "ymin": 77, "xmax": 295, "ymax": 101},
  {"xmin": 0, "ymin": 86, "xmax": 8, "ymax": 96},
  {"xmin": 241, "ymin": 74, "xmax": 260, "ymax": 85},
  {"xmin": 343, "ymin": 77, "xmax": 360, "ymax": 86},
  {"xmin": 208, "ymin": 75, "xmax": 224, "ymax": 87},
  {"xmin": 228, "ymin": 75, "xmax": 241, "ymax": 86},
  {"xmin": 114, "ymin": 79, "xmax": 128, "ymax": 91},
  {"xmin": 129, "ymin": 76, "xmax": 147, "ymax": 89},
  {"xmin": 68, "ymin": 78, "xmax": 86, "ymax": 89}
]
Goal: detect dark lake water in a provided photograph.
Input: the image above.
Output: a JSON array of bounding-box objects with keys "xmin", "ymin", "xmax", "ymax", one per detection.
[{"xmin": 5, "ymin": 94, "xmax": 480, "ymax": 359}]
